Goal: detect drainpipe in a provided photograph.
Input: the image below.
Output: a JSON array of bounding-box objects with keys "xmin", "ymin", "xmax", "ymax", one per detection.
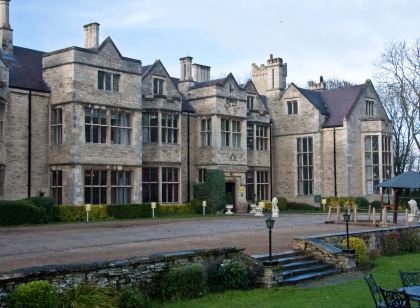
[
  {"xmin": 187, "ymin": 112, "xmax": 191, "ymax": 201},
  {"xmin": 270, "ymin": 120, "xmax": 273, "ymax": 200},
  {"xmin": 27, "ymin": 90, "xmax": 32, "ymax": 197},
  {"xmin": 333, "ymin": 127, "xmax": 337, "ymax": 197}
]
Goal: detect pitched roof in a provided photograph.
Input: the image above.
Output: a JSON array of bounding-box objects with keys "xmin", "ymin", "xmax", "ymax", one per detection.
[
  {"xmin": 181, "ymin": 95, "xmax": 195, "ymax": 113},
  {"xmin": 377, "ymin": 171, "xmax": 420, "ymax": 189},
  {"xmin": 297, "ymin": 86, "xmax": 329, "ymax": 115},
  {"xmin": 189, "ymin": 77, "xmax": 225, "ymax": 89},
  {"xmin": 140, "ymin": 64, "xmax": 152, "ymax": 75},
  {"xmin": 320, "ymin": 84, "xmax": 364, "ymax": 127},
  {"xmin": 3, "ymin": 46, "xmax": 50, "ymax": 92}
]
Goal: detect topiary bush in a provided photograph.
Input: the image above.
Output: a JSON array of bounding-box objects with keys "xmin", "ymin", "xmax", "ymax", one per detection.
[
  {"xmin": 190, "ymin": 199, "xmax": 204, "ymax": 214},
  {"xmin": 53, "ymin": 205, "xmax": 87, "ymax": 222},
  {"xmin": 7, "ymin": 280, "xmax": 60, "ymax": 308},
  {"xmin": 118, "ymin": 287, "xmax": 151, "ymax": 308},
  {"xmin": 61, "ymin": 283, "xmax": 117, "ymax": 308},
  {"xmin": 107, "ymin": 203, "xmax": 152, "ymax": 219},
  {"xmin": 354, "ymin": 197, "xmax": 369, "ymax": 209},
  {"xmin": 214, "ymin": 260, "xmax": 251, "ymax": 292},
  {"xmin": 341, "ymin": 237, "xmax": 369, "ymax": 265},
  {"xmin": 0, "ymin": 200, "xmax": 46, "ymax": 226},
  {"xmin": 193, "ymin": 169, "xmax": 225, "ymax": 213},
  {"xmin": 370, "ymin": 200, "xmax": 382, "ymax": 209},
  {"xmin": 160, "ymin": 263, "xmax": 208, "ymax": 301}
]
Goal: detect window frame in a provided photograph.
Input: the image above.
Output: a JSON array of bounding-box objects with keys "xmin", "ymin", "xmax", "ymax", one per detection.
[
  {"xmin": 51, "ymin": 107, "xmax": 63, "ymax": 145},
  {"xmin": 231, "ymin": 120, "xmax": 241, "ymax": 148},
  {"xmin": 98, "ymin": 70, "xmax": 120, "ymax": 92},
  {"xmin": 85, "ymin": 107, "xmax": 107, "ymax": 144},
  {"xmin": 297, "ymin": 137, "xmax": 313, "ymax": 195},
  {"xmin": 256, "ymin": 125, "xmax": 268, "ymax": 151},
  {"xmin": 364, "ymin": 135, "xmax": 380, "ymax": 195},
  {"xmin": 142, "ymin": 167, "xmax": 159, "ymax": 202},
  {"xmin": 287, "ymin": 100, "xmax": 298, "ymax": 115},
  {"xmin": 257, "ymin": 171, "xmax": 269, "ymax": 201},
  {"xmin": 161, "ymin": 113, "xmax": 179, "ymax": 144},
  {"xmin": 246, "ymin": 170, "xmax": 255, "ymax": 201},
  {"xmin": 111, "ymin": 170, "xmax": 132, "ymax": 204},
  {"xmin": 198, "ymin": 169, "xmax": 207, "ymax": 183},
  {"xmin": 50, "ymin": 170, "xmax": 62, "ymax": 205},
  {"xmin": 142, "ymin": 112, "xmax": 159, "ymax": 144},
  {"xmin": 161, "ymin": 167, "xmax": 179, "ymax": 203},
  {"xmin": 153, "ymin": 77, "xmax": 165, "ymax": 95},
  {"xmin": 84, "ymin": 169, "xmax": 108, "ymax": 204},
  {"xmin": 221, "ymin": 118, "xmax": 231, "ymax": 147},
  {"xmin": 0, "ymin": 102, "xmax": 4, "ymax": 143},
  {"xmin": 110, "ymin": 110, "xmax": 131, "ymax": 145},
  {"xmin": 200, "ymin": 118, "xmax": 212, "ymax": 147},
  {"xmin": 247, "ymin": 124, "xmax": 254, "ymax": 150},
  {"xmin": 246, "ymin": 95, "xmax": 255, "ymax": 111}
]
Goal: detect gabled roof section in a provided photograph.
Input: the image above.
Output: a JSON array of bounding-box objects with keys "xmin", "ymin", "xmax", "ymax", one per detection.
[
  {"xmin": 320, "ymin": 84, "xmax": 364, "ymax": 127},
  {"xmin": 243, "ymin": 79, "xmax": 268, "ymax": 111},
  {"xmin": 190, "ymin": 72, "xmax": 242, "ymax": 90},
  {"xmin": 3, "ymin": 46, "xmax": 50, "ymax": 92},
  {"xmin": 296, "ymin": 85, "xmax": 329, "ymax": 115},
  {"xmin": 141, "ymin": 60, "xmax": 179, "ymax": 90}
]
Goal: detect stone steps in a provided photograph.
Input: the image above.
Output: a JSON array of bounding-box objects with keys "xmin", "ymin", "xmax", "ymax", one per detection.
[{"xmin": 253, "ymin": 250, "xmax": 341, "ymax": 286}]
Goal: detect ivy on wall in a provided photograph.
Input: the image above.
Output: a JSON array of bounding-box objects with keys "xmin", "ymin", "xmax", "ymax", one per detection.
[{"xmin": 193, "ymin": 169, "xmax": 226, "ymax": 213}]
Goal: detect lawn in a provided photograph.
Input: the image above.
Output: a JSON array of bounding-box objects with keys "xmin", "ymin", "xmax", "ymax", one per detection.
[{"xmin": 164, "ymin": 253, "xmax": 420, "ymax": 308}]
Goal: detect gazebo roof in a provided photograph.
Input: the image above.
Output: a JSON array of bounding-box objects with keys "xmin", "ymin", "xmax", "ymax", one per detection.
[{"xmin": 377, "ymin": 171, "xmax": 420, "ymax": 189}]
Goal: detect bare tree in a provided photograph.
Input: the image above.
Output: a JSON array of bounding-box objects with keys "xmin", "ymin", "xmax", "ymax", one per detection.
[{"xmin": 376, "ymin": 38, "xmax": 420, "ymax": 154}]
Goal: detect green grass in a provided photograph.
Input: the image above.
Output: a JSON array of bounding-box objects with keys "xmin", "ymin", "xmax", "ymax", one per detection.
[{"xmin": 163, "ymin": 253, "xmax": 420, "ymax": 308}]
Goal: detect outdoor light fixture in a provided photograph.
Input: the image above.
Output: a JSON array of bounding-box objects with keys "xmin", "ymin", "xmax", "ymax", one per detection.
[
  {"xmin": 202, "ymin": 201, "xmax": 206, "ymax": 216},
  {"xmin": 151, "ymin": 202, "xmax": 156, "ymax": 218},
  {"xmin": 263, "ymin": 216, "xmax": 278, "ymax": 266},
  {"xmin": 342, "ymin": 213, "xmax": 354, "ymax": 254},
  {"xmin": 85, "ymin": 204, "xmax": 91, "ymax": 223}
]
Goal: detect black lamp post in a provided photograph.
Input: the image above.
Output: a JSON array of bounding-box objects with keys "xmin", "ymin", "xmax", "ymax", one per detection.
[
  {"xmin": 263, "ymin": 216, "xmax": 278, "ymax": 266},
  {"xmin": 342, "ymin": 213, "xmax": 354, "ymax": 254}
]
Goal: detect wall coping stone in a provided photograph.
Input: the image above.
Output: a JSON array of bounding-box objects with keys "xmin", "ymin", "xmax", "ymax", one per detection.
[
  {"xmin": 0, "ymin": 247, "xmax": 243, "ymax": 283},
  {"xmin": 308, "ymin": 238, "xmax": 341, "ymax": 254}
]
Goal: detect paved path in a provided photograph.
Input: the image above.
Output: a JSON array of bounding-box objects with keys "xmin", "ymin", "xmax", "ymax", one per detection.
[{"xmin": 0, "ymin": 214, "xmax": 389, "ymax": 273}]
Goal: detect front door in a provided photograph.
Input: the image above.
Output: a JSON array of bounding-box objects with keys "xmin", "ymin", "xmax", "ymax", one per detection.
[{"xmin": 225, "ymin": 182, "xmax": 236, "ymax": 211}]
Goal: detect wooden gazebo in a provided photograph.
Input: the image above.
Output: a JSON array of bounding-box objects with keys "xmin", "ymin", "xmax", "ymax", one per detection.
[{"xmin": 377, "ymin": 170, "xmax": 420, "ymax": 223}]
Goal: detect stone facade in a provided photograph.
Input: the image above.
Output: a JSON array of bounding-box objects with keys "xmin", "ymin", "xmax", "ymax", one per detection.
[{"xmin": 0, "ymin": 1, "xmax": 392, "ymax": 208}]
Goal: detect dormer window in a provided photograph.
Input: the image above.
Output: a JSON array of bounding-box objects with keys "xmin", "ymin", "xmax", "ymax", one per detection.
[
  {"xmin": 247, "ymin": 95, "xmax": 255, "ymax": 111},
  {"xmin": 153, "ymin": 77, "xmax": 164, "ymax": 95},
  {"xmin": 229, "ymin": 84, "xmax": 234, "ymax": 93},
  {"xmin": 366, "ymin": 100, "xmax": 374, "ymax": 116},
  {"xmin": 98, "ymin": 71, "xmax": 120, "ymax": 92},
  {"xmin": 287, "ymin": 100, "xmax": 298, "ymax": 115}
]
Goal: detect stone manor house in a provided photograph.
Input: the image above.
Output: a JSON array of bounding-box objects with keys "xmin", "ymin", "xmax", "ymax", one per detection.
[{"xmin": 0, "ymin": 1, "xmax": 393, "ymax": 209}]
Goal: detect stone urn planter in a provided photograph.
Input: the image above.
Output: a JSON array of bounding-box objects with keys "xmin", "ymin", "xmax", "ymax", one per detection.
[{"xmin": 225, "ymin": 204, "xmax": 234, "ymax": 215}]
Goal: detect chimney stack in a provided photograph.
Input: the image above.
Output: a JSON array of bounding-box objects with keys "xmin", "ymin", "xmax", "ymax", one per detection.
[
  {"xmin": 84, "ymin": 22, "xmax": 100, "ymax": 48},
  {"xmin": 192, "ymin": 64, "xmax": 211, "ymax": 82},
  {"xmin": 0, "ymin": 0, "xmax": 13, "ymax": 55},
  {"xmin": 179, "ymin": 56, "xmax": 193, "ymax": 81}
]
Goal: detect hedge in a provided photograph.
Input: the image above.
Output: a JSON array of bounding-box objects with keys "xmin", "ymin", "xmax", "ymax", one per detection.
[
  {"xmin": 325, "ymin": 196, "xmax": 370, "ymax": 209},
  {"xmin": 193, "ymin": 169, "xmax": 225, "ymax": 213},
  {"xmin": 0, "ymin": 200, "xmax": 46, "ymax": 226}
]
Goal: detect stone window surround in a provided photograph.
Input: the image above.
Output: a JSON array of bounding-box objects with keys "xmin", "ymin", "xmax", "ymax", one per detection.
[
  {"xmin": 221, "ymin": 118, "xmax": 241, "ymax": 148},
  {"xmin": 246, "ymin": 94, "xmax": 255, "ymax": 111},
  {"xmin": 161, "ymin": 113, "xmax": 179, "ymax": 144},
  {"xmin": 287, "ymin": 100, "xmax": 298, "ymax": 115},
  {"xmin": 362, "ymin": 133, "xmax": 393, "ymax": 196},
  {"xmin": 110, "ymin": 110, "xmax": 131, "ymax": 145},
  {"xmin": 50, "ymin": 107, "xmax": 63, "ymax": 145},
  {"xmin": 50, "ymin": 170, "xmax": 62, "ymax": 205},
  {"xmin": 111, "ymin": 170, "xmax": 132, "ymax": 204},
  {"xmin": 85, "ymin": 106, "xmax": 133, "ymax": 145},
  {"xmin": 200, "ymin": 117, "xmax": 212, "ymax": 147},
  {"xmin": 297, "ymin": 136, "xmax": 313, "ymax": 196},
  {"xmin": 142, "ymin": 166, "xmax": 181, "ymax": 204},
  {"xmin": 97, "ymin": 70, "xmax": 120, "ymax": 92},
  {"xmin": 142, "ymin": 111, "xmax": 180, "ymax": 145},
  {"xmin": 198, "ymin": 168, "xmax": 206, "ymax": 182},
  {"xmin": 84, "ymin": 168, "xmax": 133, "ymax": 204},
  {"xmin": 246, "ymin": 169, "xmax": 270, "ymax": 202},
  {"xmin": 0, "ymin": 101, "xmax": 4, "ymax": 143},
  {"xmin": 153, "ymin": 76, "xmax": 165, "ymax": 96},
  {"xmin": 365, "ymin": 99, "xmax": 374, "ymax": 116}
]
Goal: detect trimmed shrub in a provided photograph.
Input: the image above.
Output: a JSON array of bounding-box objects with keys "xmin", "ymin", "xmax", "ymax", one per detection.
[
  {"xmin": 0, "ymin": 200, "xmax": 46, "ymax": 226},
  {"xmin": 24, "ymin": 196, "xmax": 55, "ymax": 222},
  {"xmin": 370, "ymin": 200, "xmax": 382, "ymax": 209},
  {"xmin": 354, "ymin": 197, "xmax": 369, "ymax": 209},
  {"xmin": 287, "ymin": 202, "xmax": 319, "ymax": 211},
  {"xmin": 190, "ymin": 199, "xmax": 204, "ymax": 214},
  {"xmin": 61, "ymin": 283, "xmax": 117, "ymax": 308},
  {"xmin": 341, "ymin": 237, "xmax": 368, "ymax": 265},
  {"xmin": 193, "ymin": 169, "xmax": 225, "ymax": 213},
  {"xmin": 160, "ymin": 263, "xmax": 208, "ymax": 301},
  {"xmin": 107, "ymin": 203, "xmax": 152, "ymax": 219},
  {"xmin": 157, "ymin": 203, "xmax": 193, "ymax": 217},
  {"xmin": 215, "ymin": 260, "xmax": 251, "ymax": 291},
  {"xmin": 263, "ymin": 202, "xmax": 272, "ymax": 213},
  {"xmin": 278, "ymin": 197, "xmax": 288, "ymax": 211},
  {"xmin": 7, "ymin": 280, "xmax": 60, "ymax": 308},
  {"xmin": 53, "ymin": 205, "xmax": 86, "ymax": 222},
  {"xmin": 382, "ymin": 232, "xmax": 401, "ymax": 256},
  {"xmin": 118, "ymin": 287, "xmax": 151, "ymax": 308}
]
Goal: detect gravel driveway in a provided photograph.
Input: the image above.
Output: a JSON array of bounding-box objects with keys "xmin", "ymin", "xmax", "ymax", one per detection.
[{"xmin": 0, "ymin": 214, "xmax": 378, "ymax": 273}]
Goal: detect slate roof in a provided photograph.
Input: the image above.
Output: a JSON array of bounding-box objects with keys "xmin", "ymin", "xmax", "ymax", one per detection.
[
  {"xmin": 189, "ymin": 77, "xmax": 225, "ymax": 89},
  {"xmin": 294, "ymin": 83, "xmax": 365, "ymax": 127},
  {"xmin": 320, "ymin": 84, "xmax": 364, "ymax": 127},
  {"xmin": 140, "ymin": 64, "xmax": 152, "ymax": 75},
  {"xmin": 3, "ymin": 46, "xmax": 50, "ymax": 92},
  {"xmin": 377, "ymin": 171, "xmax": 420, "ymax": 189}
]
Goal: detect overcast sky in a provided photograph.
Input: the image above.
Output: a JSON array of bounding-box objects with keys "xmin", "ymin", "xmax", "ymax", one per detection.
[{"xmin": 11, "ymin": 0, "xmax": 420, "ymax": 87}]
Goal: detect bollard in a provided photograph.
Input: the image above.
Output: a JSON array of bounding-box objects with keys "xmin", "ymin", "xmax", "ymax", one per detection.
[
  {"xmin": 327, "ymin": 206, "xmax": 332, "ymax": 221},
  {"xmin": 405, "ymin": 209, "xmax": 409, "ymax": 227},
  {"xmin": 372, "ymin": 207, "xmax": 376, "ymax": 225},
  {"xmin": 202, "ymin": 201, "xmax": 206, "ymax": 216},
  {"xmin": 354, "ymin": 207, "xmax": 357, "ymax": 223},
  {"xmin": 368, "ymin": 205, "xmax": 371, "ymax": 221},
  {"xmin": 151, "ymin": 202, "xmax": 156, "ymax": 218},
  {"xmin": 336, "ymin": 205, "xmax": 341, "ymax": 222},
  {"xmin": 382, "ymin": 207, "xmax": 387, "ymax": 225}
]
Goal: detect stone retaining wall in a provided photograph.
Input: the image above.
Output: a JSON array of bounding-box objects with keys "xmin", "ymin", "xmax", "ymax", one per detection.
[
  {"xmin": 0, "ymin": 247, "xmax": 262, "ymax": 307},
  {"xmin": 293, "ymin": 225, "xmax": 420, "ymax": 270}
]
